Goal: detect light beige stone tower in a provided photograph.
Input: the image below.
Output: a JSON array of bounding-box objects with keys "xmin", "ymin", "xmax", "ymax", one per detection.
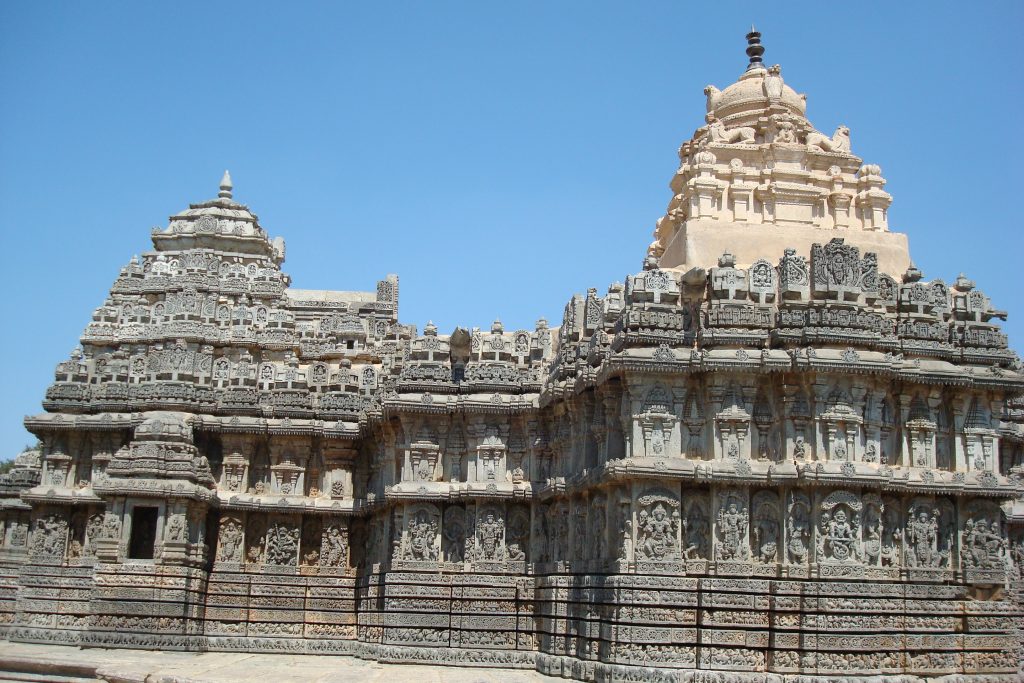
[{"xmin": 651, "ymin": 28, "xmax": 911, "ymax": 278}]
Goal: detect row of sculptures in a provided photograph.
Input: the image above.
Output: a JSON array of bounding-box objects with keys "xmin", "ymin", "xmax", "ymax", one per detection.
[
  {"xmin": 362, "ymin": 490, "xmax": 1014, "ymax": 576},
  {"xmin": 11, "ymin": 489, "xmax": 1012, "ymax": 580}
]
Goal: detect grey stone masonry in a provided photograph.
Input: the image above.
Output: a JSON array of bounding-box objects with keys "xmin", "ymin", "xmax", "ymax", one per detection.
[{"xmin": 1, "ymin": 36, "xmax": 1023, "ymax": 683}]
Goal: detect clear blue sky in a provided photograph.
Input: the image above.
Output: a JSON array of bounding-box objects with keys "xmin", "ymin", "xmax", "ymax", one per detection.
[{"xmin": 1, "ymin": 1, "xmax": 1021, "ymax": 457}]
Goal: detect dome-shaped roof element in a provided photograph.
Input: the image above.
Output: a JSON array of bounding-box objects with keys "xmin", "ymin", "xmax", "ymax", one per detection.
[
  {"xmin": 703, "ymin": 29, "xmax": 807, "ymax": 128},
  {"xmin": 706, "ymin": 66, "xmax": 806, "ymax": 127},
  {"xmin": 150, "ymin": 172, "xmax": 286, "ymax": 264}
]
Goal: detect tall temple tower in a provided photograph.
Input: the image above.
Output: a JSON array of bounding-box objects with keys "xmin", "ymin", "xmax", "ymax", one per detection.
[
  {"xmin": 651, "ymin": 29, "xmax": 909, "ymax": 278},
  {"xmin": 0, "ymin": 31, "xmax": 1021, "ymax": 681}
]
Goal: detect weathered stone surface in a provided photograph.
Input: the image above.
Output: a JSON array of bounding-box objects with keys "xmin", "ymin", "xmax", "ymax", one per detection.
[{"xmin": 0, "ymin": 30, "xmax": 1022, "ymax": 682}]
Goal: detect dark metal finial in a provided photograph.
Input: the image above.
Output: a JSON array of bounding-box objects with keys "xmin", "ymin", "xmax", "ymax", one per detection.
[{"xmin": 745, "ymin": 26, "xmax": 765, "ymax": 71}]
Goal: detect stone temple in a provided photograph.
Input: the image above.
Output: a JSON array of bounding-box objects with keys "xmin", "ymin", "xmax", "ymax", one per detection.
[{"xmin": 1, "ymin": 31, "xmax": 1022, "ymax": 681}]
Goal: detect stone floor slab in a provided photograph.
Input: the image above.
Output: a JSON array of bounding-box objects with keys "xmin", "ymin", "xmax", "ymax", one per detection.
[{"xmin": 0, "ymin": 642, "xmax": 558, "ymax": 683}]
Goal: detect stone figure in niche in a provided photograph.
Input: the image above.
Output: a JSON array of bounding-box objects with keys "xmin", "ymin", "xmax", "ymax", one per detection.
[
  {"xmin": 476, "ymin": 509, "xmax": 505, "ymax": 561},
  {"xmin": 98, "ymin": 512, "xmax": 119, "ymax": 540},
  {"xmin": 10, "ymin": 522, "xmax": 27, "ymax": 547},
  {"xmin": 224, "ymin": 467, "xmax": 244, "ymax": 493},
  {"xmin": 246, "ymin": 544, "xmax": 263, "ymax": 564},
  {"xmin": 86, "ymin": 513, "xmax": 104, "ymax": 554},
  {"xmin": 823, "ymin": 509, "xmax": 858, "ymax": 562},
  {"xmin": 817, "ymin": 491, "xmax": 863, "ymax": 563},
  {"xmin": 683, "ymin": 502, "xmax": 709, "ymax": 560},
  {"xmin": 406, "ymin": 509, "xmax": 438, "ymax": 561},
  {"xmin": 727, "ymin": 441, "xmax": 739, "ymax": 460},
  {"xmin": 265, "ymin": 521, "xmax": 299, "ymax": 566},
  {"xmin": 508, "ymin": 509, "xmax": 530, "ymax": 562},
  {"xmin": 862, "ymin": 498, "xmax": 883, "ymax": 566},
  {"xmin": 716, "ymin": 494, "xmax": 749, "ymax": 561},
  {"xmin": 31, "ymin": 514, "xmax": 68, "ymax": 557},
  {"xmin": 751, "ymin": 493, "xmax": 779, "ymax": 563},
  {"xmin": 832, "ymin": 441, "xmax": 848, "ymax": 462},
  {"xmin": 961, "ymin": 510, "xmax": 1005, "ymax": 571},
  {"xmin": 792, "ymin": 436, "xmax": 807, "ymax": 461},
  {"xmin": 880, "ymin": 502, "xmax": 901, "ymax": 567},
  {"xmin": 413, "ymin": 455, "xmax": 433, "ymax": 482},
  {"xmin": 165, "ymin": 514, "xmax": 186, "ymax": 542},
  {"xmin": 443, "ymin": 507, "xmax": 466, "ymax": 562},
  {"xmin": 786, "ymin": 492, "xmax": 811, "ymax": 564},
  {"xmin": 217, "ymin": 517, "xmax": 244, "ymax": 563},
  {"xmin": 636, "ymin": 495, "xmax": 680, "ymax": 561},
  {"xmin": 906, "ymin": 505, "xmax": 942, "ymax": 568},
  {"xmin": 320, "ymin": 522, "xmax": 348, "ymax": 568}
]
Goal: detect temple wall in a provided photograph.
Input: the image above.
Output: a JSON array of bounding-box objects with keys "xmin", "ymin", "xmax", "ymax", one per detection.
[{"xmin": 1, "ymin": 48, "xmax": 1022, "ymax": 679}]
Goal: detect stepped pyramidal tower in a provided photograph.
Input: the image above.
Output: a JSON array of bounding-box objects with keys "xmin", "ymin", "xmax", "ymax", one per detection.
[{"xmin": 1, "ymin": 31, "xmax": 1022, "ymax": 681}]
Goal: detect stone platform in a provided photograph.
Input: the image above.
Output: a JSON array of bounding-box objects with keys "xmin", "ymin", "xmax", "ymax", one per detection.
[{"xmin": 0, "ymin": 641, "xmax": 555, "ymax": 683}]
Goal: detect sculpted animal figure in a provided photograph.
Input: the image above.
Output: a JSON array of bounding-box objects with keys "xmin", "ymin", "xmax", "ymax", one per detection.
[
  {"xmin": 764, "ymin": 64, "xmax": 784, "ymax": 99},
  {"xmin": 706, "ymin": 116, "xmax": 756, "ymax": 145},
  {"xmin": 703, "ymin": 85, "xmax": 722, "ymax": 113},
  {"xmin": 806, "ymin": 125, "xmax": 851, "ymax": 153}
]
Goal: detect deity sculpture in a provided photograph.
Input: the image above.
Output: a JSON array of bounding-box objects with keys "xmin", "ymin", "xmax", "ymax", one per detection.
[
  {"xmin": 822, "ymin": 508, "xmax": 858, "ymax": 562},
  {"xmin": 753, "ymin": 513, "xmax": 778, "ymax": 563},
  {"xmin": 716, "ymin": 497, "xmax": 749, "ymax": 561},
  {"xmin": 217, "ymin": 517, "xmax": 244, "ymax": 563},
  {"xmin": 475, "ymin": 510, "xmax": 504, "ymax": 561},
  {"xmin": 31, "ymin": 514, "xmax": 68, "ymax": 557},
  {"xmin": 683, "ymin": 504, "xmax": 708, "ymax": 560},
  {"xmin": 636, "ymin": 503, "xmax": 679, "ymax": 561},
  {"xmin": 962, "ymin": 514, "xmax": 1005, "ymax": 571},
  {"xmin": 165, "ymin": 514, "xmax": 186, "ymax": 542},
  {"xmin": 406, "ymin": 509, "xmax": 438, "ymax": 561},
  {"xmin": 906, "ymin": 506, "xmax": 941, "ymax": 568},
  {"xmin": 320, "ymin": 522, "xmax": 348, "ymax": 568},
  {"xmin": 880, "ymin": 503, "xmax": 902, "ymax": 567},
  {"xmin": 786, "ymin": 492, "xmax": 811, "ymax": 564},
  {"xmin": 265, "ymin": 522, "xmax": 299, "ymax": 566},
  {"xmin": 793, "ymin": 436, "xmax": 807, "ymax": 461},
  {"xmin": 444, "ymin": 507, "xmax": 466, "ymax": 563}
]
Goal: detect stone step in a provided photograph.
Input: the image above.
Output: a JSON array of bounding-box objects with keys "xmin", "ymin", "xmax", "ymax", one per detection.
[{"xmin": 0, "ymin": 656, "xmax": 99, "ymax": 683}]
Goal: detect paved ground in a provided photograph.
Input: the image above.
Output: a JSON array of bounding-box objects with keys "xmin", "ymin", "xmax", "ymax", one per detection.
[{"xmin": 0, "ymin": 641, "xmax": 559, "ymax": 683}]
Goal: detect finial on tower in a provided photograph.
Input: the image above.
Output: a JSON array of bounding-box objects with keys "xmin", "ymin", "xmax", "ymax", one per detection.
[
  {"xmin": 745, "ymin": 26, "xmax": 765, "ymax": 71},
  {"xmin": 219, "ymin": 170, "xmax": 233, "ymax": 200}
]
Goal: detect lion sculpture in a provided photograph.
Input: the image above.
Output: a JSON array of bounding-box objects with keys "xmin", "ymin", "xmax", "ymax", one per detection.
[
  {"xmin": 706, "ymin": 116, "xmax": 756, "ymax": 145},
  {"xmin": 806, "ymin": 125, "xmax": 851, "ymax": 153}
]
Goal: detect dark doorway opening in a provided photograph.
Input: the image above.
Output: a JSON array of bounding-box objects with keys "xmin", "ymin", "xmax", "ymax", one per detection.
[{"xmin": 128, "ymin": 506, "xmax": 159, "ymax": 559}]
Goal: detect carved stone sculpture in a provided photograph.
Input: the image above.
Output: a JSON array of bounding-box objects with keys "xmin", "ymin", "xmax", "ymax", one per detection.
[
  {"xmin": 216, "ymin": 517, "xmax": 243, "ymax": 563},
  {"xmin": 716, "ymin": 491, "xmax": 749, "ymax": 561}
]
